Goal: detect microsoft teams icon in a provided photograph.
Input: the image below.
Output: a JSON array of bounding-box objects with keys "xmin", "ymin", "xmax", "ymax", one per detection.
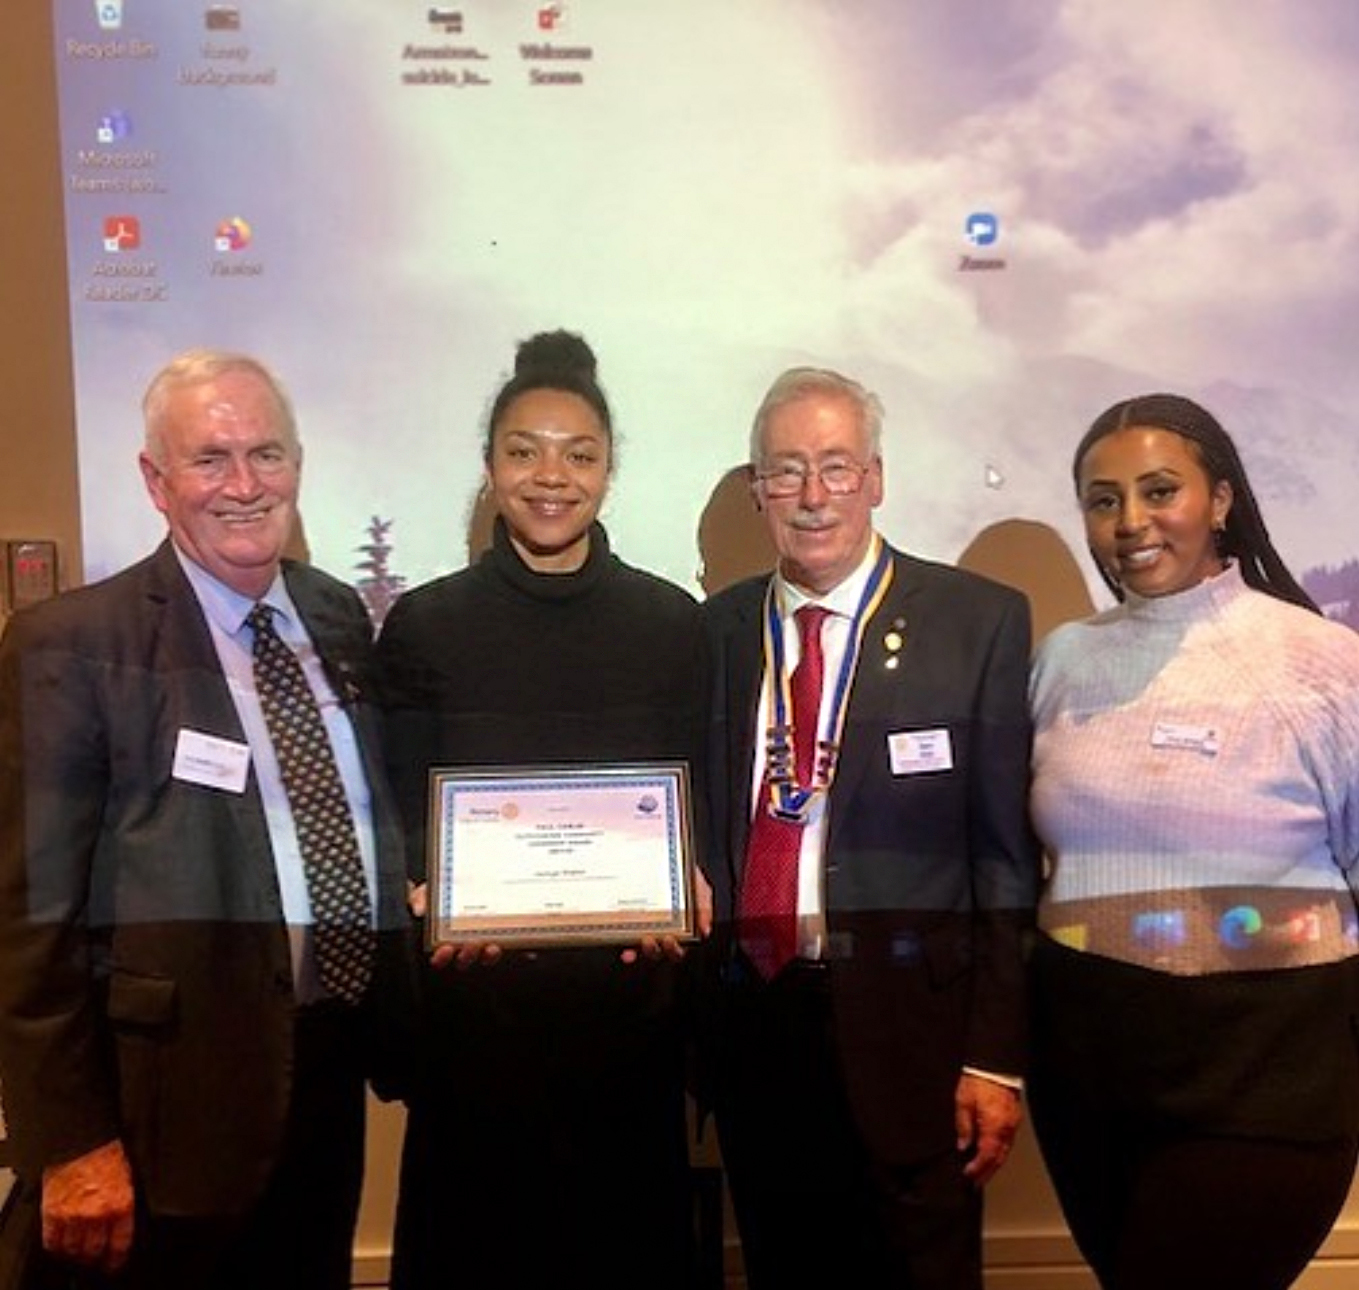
[
  {"xmin": 965, "ymin": 212, "xmax": 999, "ymax": 247},
  {"xmin": 98, "ymin": 110, "xmax": 133, "ymax": 144}
]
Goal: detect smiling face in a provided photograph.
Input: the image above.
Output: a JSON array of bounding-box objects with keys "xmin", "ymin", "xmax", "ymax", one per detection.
[
  {"xmin": 754, "ymin": 391, "xmax": 883, "ymax": 595},
  {"xmin": 139, "ymin": 368, "xmax": 301, "ymax": 599},
  {"xmin": 1077, "ymin": 425, "xmax": 1232, "ymax": 598},
  {"xmin": 486, "ymin": 387, "xmax": 611, "ymax": 572}
]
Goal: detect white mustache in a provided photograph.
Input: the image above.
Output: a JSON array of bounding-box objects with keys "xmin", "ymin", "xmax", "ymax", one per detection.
[{"xmin": 788, "ymin": 510, "xmax": 834, "ymax": 532}]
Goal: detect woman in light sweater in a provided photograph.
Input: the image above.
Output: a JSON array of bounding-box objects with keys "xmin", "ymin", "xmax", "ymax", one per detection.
[{"xmin": 1029, "ymin": 393, "xmax": 1359, "ymax": 1290}]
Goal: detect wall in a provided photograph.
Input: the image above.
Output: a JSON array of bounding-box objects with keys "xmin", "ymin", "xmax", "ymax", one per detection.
[
  {"xmin": 4, "ymin": 5, "xmax": 1358, "ymax": 1287},
  {"xmin": 0, "ymin": 4, "xmax": 82, "ymax": 622}
]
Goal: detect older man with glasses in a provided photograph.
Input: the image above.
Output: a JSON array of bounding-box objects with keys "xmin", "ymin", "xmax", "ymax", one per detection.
[{"xmin": 699, "ymin": 366, "xmax": 1038, "ymax": 1289}]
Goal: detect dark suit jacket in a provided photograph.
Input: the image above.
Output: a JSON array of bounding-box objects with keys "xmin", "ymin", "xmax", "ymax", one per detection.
[
  {"xmin": 702, "ymin": 545, "xmax": 1037, "ymax": 1165},
  {"xmin": 0, "ymin": 542, "xmax": 413, "ymax": 1217}
]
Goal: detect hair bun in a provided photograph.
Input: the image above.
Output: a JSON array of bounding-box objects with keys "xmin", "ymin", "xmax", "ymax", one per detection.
[{"xmin": 513, "ymin": 330, "xmax": 597, "ymax": 383}]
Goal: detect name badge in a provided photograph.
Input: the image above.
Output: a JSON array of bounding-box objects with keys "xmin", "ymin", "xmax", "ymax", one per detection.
[
  {"xmin": 888, "ymin": 728, "xmax": 954, "ymax": 776},
  {"xmin": 1150, "ymin": 721, "xmax": 1220, "ymax": 756},
  {"xmin": 173, "ymin": 728, "xmax": 251, "ymax": 793}
]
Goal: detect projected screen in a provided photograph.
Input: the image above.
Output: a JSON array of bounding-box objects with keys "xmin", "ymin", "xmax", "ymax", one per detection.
[{"xmin": 51, "ymin": 0, "xmax": 1359, "ymax": 627}]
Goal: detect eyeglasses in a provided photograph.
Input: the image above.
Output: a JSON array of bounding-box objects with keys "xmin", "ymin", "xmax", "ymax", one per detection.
[{"xmin": 754, "ymin": 458, "xmax": 873, "ymax": 499}]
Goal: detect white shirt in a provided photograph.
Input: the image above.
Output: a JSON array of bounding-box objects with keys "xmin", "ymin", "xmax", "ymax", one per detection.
[{"xmin": 750, "ymin": 540, "xmax": 883, "ymax": 960}]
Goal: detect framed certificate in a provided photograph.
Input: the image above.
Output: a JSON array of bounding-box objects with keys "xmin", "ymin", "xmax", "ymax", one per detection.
[{"xmin": 425, "ymin": 762, "xmax": 698, "ymax": 948}]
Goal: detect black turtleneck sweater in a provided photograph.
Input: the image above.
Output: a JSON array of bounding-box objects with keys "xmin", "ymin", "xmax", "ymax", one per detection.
[
  {"xmin": 375, "ymin": 518, "xmax": 705, "ymax": 1287},
  {"xmin": 378, "ymin": 518, "xmax": 705, "ymax": 871}
]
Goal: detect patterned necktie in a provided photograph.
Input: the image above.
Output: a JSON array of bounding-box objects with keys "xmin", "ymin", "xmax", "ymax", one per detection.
[
  {"xmin": 248, "ymin": 603, "xmax": 374, "ymax": 1005},
  {"xmin": 738, "ymin": 604, "xmax": 829, "ymax": 980}
]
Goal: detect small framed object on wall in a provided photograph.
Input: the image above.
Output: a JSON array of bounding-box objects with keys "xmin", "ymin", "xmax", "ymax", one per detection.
[{"xmin": 3, "ymin": 540, "xmax": 59, "ymax": 613}]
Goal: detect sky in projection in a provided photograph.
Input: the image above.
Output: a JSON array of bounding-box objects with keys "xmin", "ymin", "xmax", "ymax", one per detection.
[{"xmin": 56, "ymin": 0, "xmax": 1359, "ymax": 615}]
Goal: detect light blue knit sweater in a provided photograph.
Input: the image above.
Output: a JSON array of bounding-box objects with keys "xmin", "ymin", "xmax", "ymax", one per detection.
[{"xmin": 1030, "ymin": 563, "xmax": 1359, "ymax": 974}]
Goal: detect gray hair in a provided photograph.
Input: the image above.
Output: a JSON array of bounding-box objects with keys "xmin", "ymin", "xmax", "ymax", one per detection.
[
  {"xmin": 142, "ymin": 348, "xmax": 299, "ymax": 466},
  {"xmin": 748, "ymin": 366, "xmax": 884, "ymax": 465}
]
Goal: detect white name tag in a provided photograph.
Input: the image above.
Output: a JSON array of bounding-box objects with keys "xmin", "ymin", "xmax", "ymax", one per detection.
[
  {"xmin": 1150, "ymin": 721, "xmax": 1220, "ymax": 756},
  {"xmin": 172, "ymin": 728, "xmax": 251, "ymax": 793},
  {"xmin": 888, "ymin": 728, "xmax": 954, "ymax": 776}
]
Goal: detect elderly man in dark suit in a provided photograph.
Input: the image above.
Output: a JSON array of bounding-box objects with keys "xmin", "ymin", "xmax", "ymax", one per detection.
[
  {"xmin": 0, "ymin": 350, "xmax": 413, "ymax": 1290},
  {"xmin": 702, "ymin": 366, "xmax": 1037, "ymax": 1289}
]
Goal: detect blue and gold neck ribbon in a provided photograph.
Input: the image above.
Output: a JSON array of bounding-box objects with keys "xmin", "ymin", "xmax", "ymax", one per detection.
[{"xmin": 761, "ymin": 537, "xmax": 894, "ymax": 822}]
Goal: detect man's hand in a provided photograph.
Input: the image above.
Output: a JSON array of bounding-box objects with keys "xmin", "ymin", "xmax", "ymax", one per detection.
[
  {"xmin": 41, "ymin": 1138, "xmax": 135, "ymax": 1273},
  {"xmin": 954, "ymin": 1073, "xmax": 1022, "ymax": 1187}
]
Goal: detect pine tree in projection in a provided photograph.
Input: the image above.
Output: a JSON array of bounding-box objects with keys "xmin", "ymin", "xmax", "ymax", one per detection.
[{"xmin": 354, "ymin": 515, "xmax": 407, "ymax": 628}]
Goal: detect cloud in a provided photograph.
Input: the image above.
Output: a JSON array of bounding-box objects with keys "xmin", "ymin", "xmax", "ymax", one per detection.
[{"xmin": 829, "ymin": 0, "xmax": 1359, "ymax": 405}]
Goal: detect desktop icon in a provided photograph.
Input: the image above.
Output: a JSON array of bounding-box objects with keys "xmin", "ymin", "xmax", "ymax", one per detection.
[
  {"xmin": 214, "ymin": 216, "xmax": 252, "ymax": 252},
  {"xmin": 428, "ymin": 6, "xmax": 464, "ymax": 33},
  {"xmin": 95, "ymin": 0, "xmax": 124, "ymax": 30},
  {"xmin": 1219, "ymin": 904, "xmax": 1263, "ymax": 950},
  {"xmin": 1282, "ymin": 908, "xmax": 1323, "ymax": 945},
  {"xmin": 1131, "ymin": 909, "xmax": 1187, "ymax": 951},
  {"xmin": 205, "ymin": 4, "xmax": 241, "ymax": 30},
  {"xmin": 97, "ymin": 110, "xmax": 133, "ymax": 144},
  {"xmin": 103, "ymin": 215, "xmax": 141, "ymax": 252},
  {"xmin": 1049, "ymin": 924, "xmax": 1089, "ymax": 952},
  {"xmin": 538, "ymin": 3, "xmax": 564, "ymax": 31},
  {"xmin": 965, "ymin": 212, "xmax": 999, "ymax": 247}
]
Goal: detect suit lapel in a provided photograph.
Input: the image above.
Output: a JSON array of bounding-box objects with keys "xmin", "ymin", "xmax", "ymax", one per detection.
[
  {"xmin": 141, "ymin": 543, "xmax": 279, "ymax": 887},
  {"xmin": 284, "ymin": 565, "xmax": 344, "ymax": 668},
  {"xmin": 285, "ymin": 567, "xmax": 406, "ymax": 918},
  {"xmin": 824, "ymin": 554, "xmax": 924, "ymax": 844},
  {"xmin": 285, "ymin": 565, "xmax": 377, "ymax": 759},
  {"xmin": 142, "ymin": 542, "xmax": 246, "ymax": 742}
]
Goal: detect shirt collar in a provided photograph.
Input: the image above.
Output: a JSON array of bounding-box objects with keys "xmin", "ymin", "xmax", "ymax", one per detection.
[
  {"xmin": 172, "ymin": 544, "xmax": 295, "ymax": 637},
  {"xmin": 773, "ymin": 533, "xmax": 882, "ymax": 622}
]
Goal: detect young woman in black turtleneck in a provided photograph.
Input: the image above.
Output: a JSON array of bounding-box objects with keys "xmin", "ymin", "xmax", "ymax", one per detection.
[{"xmin": 377, "ymin": 331, "xmax": 708, "ymax": 1290}]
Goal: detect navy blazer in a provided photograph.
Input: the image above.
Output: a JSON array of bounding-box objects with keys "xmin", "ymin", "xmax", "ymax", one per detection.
[
  {"xmin": 0, "ymin": 542, "xmax": 413, "ymax": 1215},
  {"xmin": 702, "ymin": 545, "xmax": 1038, "ymax": 1164}
]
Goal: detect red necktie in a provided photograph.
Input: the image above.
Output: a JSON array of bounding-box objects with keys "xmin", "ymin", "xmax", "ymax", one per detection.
[{"xmin": 738, "ymin": 604, "xmax": 829, "ymax": 980}]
